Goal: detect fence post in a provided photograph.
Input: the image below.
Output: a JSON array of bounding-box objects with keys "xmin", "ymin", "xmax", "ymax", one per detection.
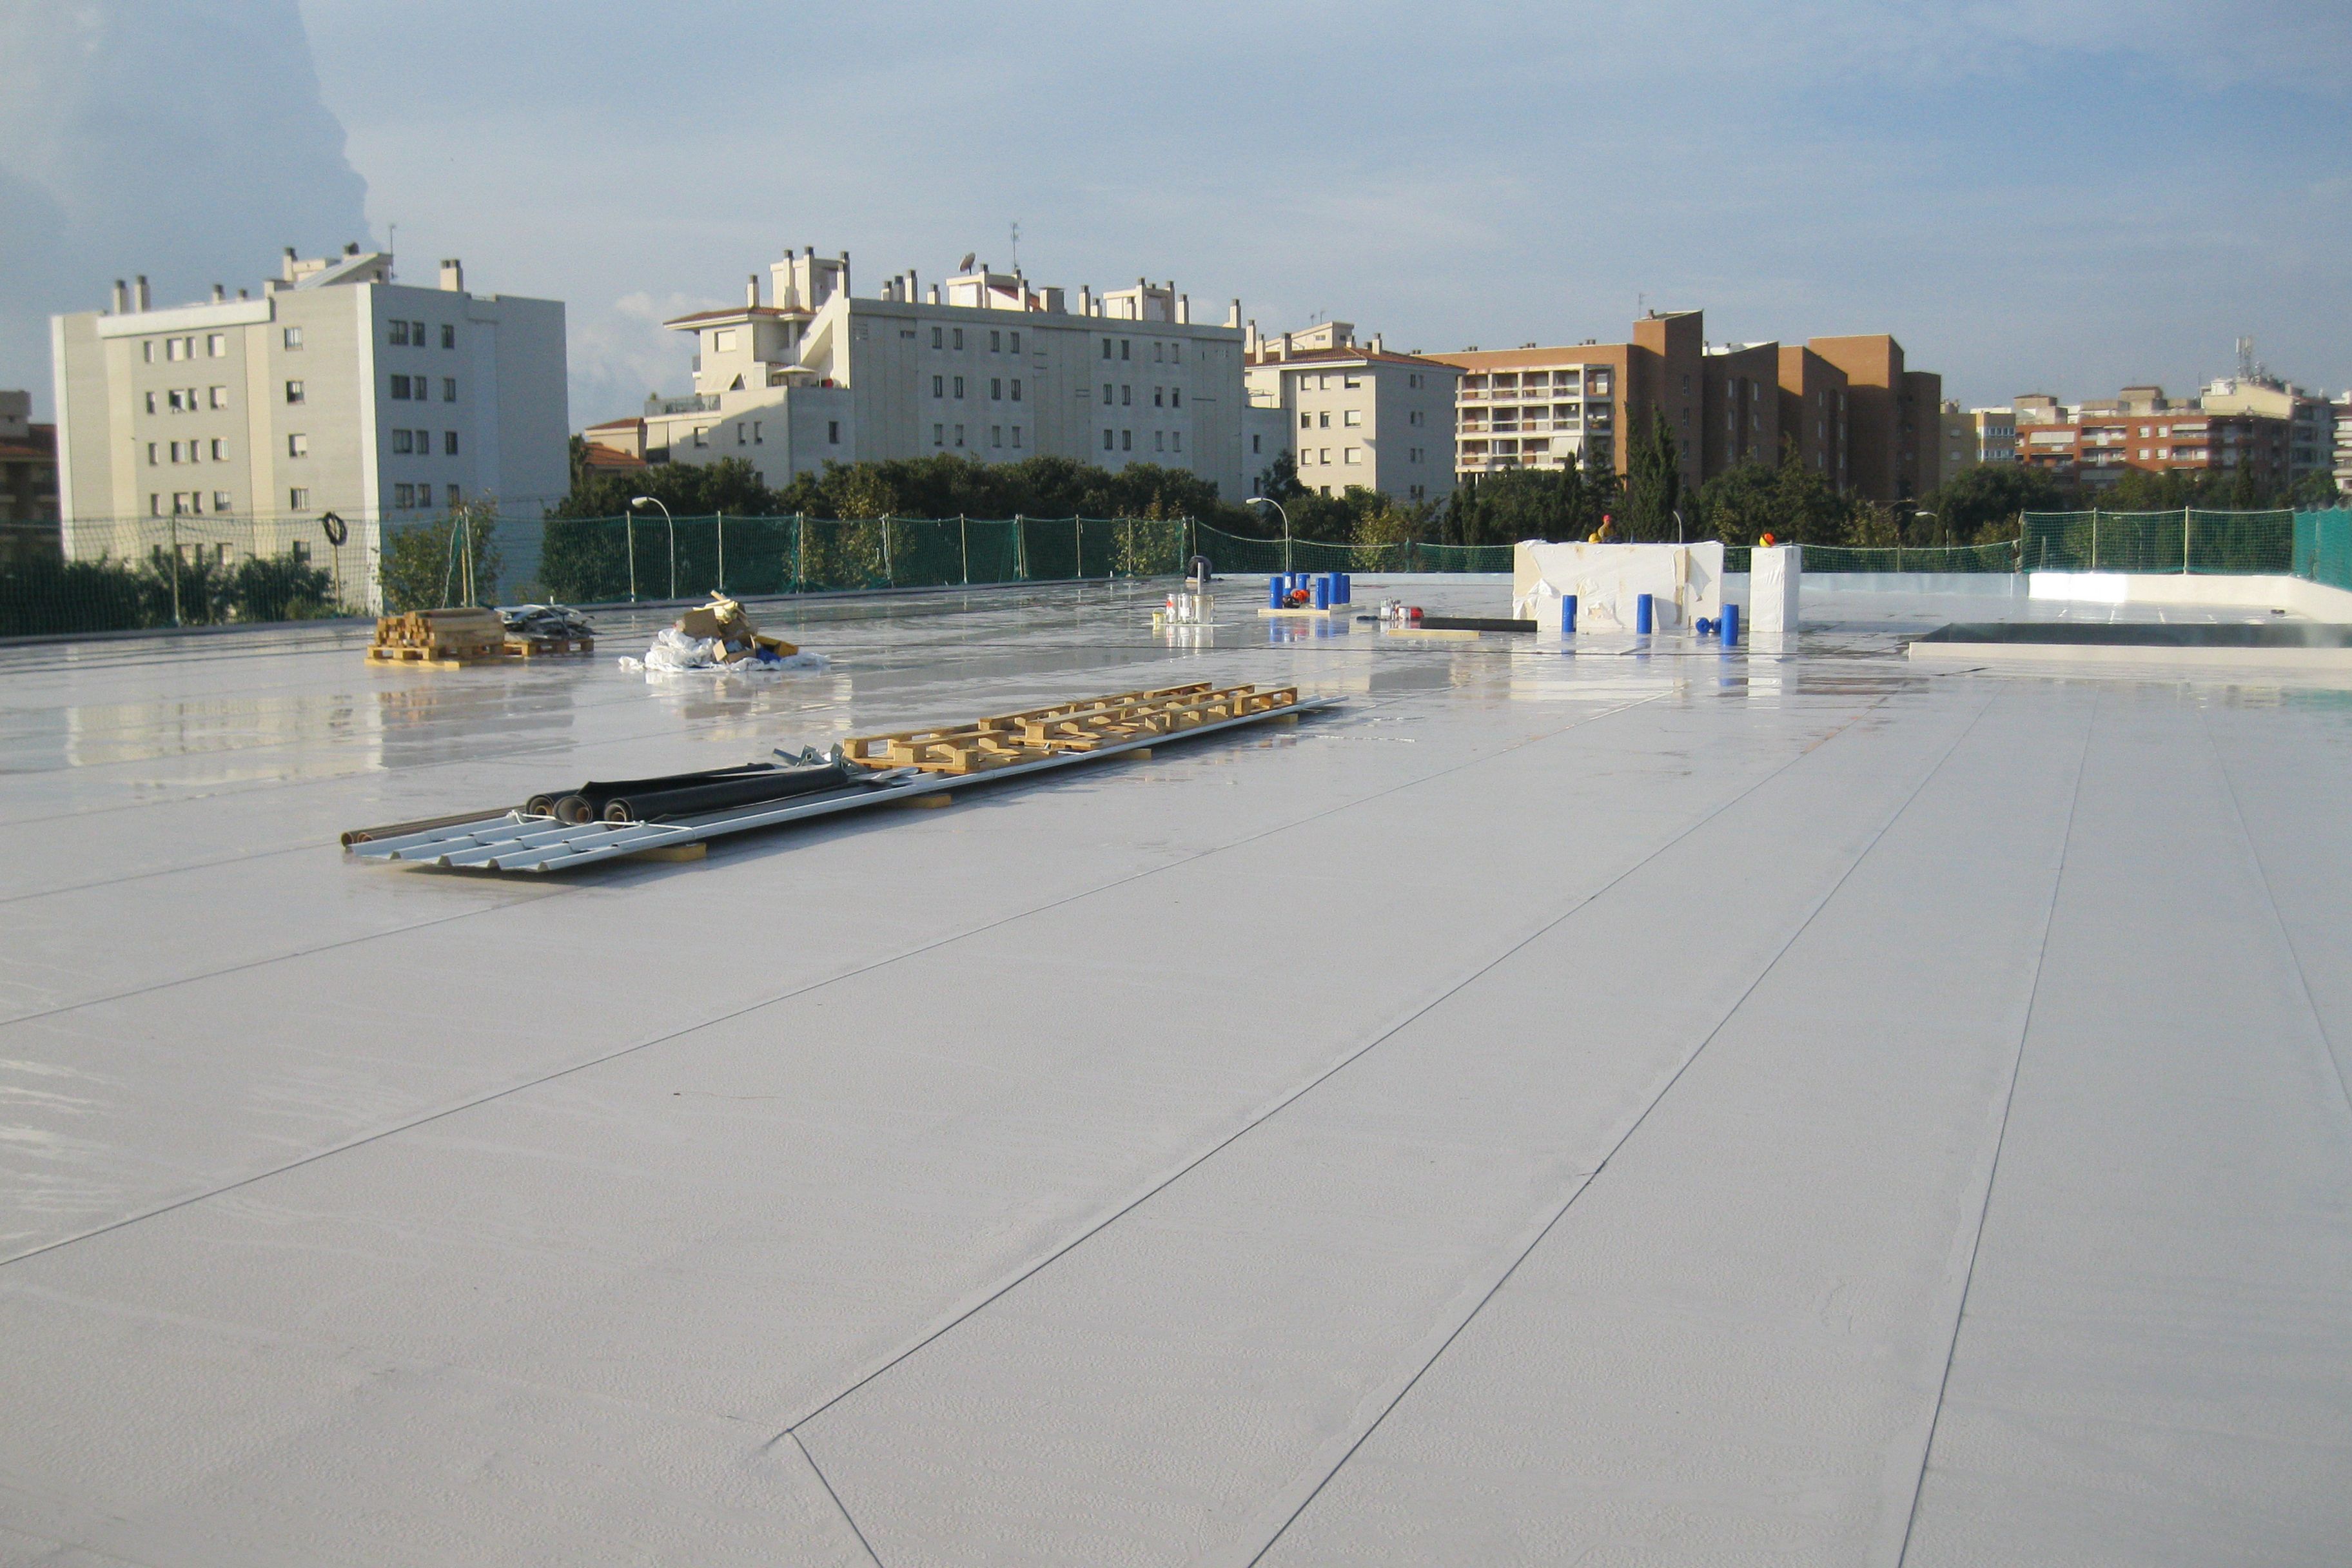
[
  {"xmin": 960, "ymin": 513, "xmax": 969, "ymax": 584},
  {"xmin": 168, "ymin": 514, "xmax": 182, "ymax": 627},
  {"xmin": 2090, "ymin": 509, "xmax": 2099, "ymax": 572},
  {"xmin": 2182, "ymin": 508, "xmax": 2191, "ymax": 575},
  {"xmin": 882, "ymin": 514, "xmax": 894, "ymax": 587},
  {"xmin": 627, "ymin": 514, "xmax": 637, "ymax": 602},
  {"xmin": 1074, "ymin": 516, "xmax": 1083, "ymax": 580},
  {"xmin": 716, "ymin": 511, "xmax": 725, "ymax": 593},
  {"xmin": 1016, "ymin": 516, "xmax": 1028, "ymax": 582},
  {"xmin": 795, "ymin": 512, "xmax": 805, "ymax": 593}
]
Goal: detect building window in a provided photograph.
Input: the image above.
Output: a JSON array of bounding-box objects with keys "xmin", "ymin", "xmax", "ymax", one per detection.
[
  {"xmin": 1408, "ymin": 373, "xmax": 1420, "ymax": 388},
  {"xmin": 394, "ymin": 429, "xmax": 413, "ymax": 454},
  {"xmin": 445, "ymin": 430, "xmax": 459, "ymax": 455},
  {"xmin": 932, "ymin": 326, "xmax": 943, "ymax": 348},
  {"xmin": 1172, "ymin": 431, "xmax": 1182, "ymax": 452},
  {"xmin": 989, "ymin": 330, "xmax": 1001, "ymax": 352},
  {"xmin": 389, "ymin": 322, "xmax": 410, "ymax": 346},
  {"xmin": 692, "ymin": 426, "xmax": 708, "ymax": 447},
  {"xmin": 1319, "ymin": 411, "xmax": 1330, "ymax": 428},
  {"xmin": 1010, "ymin": 378, "xmax": 1023, "ymax": 402},
  {"xmin": 447, "ymin": 484, "xmax": 460, "ymax": 507},
  {"xmin": 442, "ymin": 377, "xmax": 456, "ymax": 402},
  {"xmin": 935, "ymin": 424, "xmax": 945, "ymax": 447},
  {"xmin": 1300, "ymin": 412, "xmax": 1311, "ymax": 429},
  {"xmin": 144, "ymin": 391, "xmax": 157, "ymax": 414},
  {"xmin": 752, "ymin": 420, "xmax": 762, "ymax": 445},
  {"xmin": 1155, "ymin": 431, "xmax": 1165, "ymax": 452},
  {"xmin": 1171, "ymin": 387, "xmax": 1181, "ymax": 407},
  {"xmin": 166, "ymin": 338, "xmax": 188, "ymax": 361},
  {"xmin": 1346, "ymin": 447, "xmax": 1361, "ymax": 464},
  {"xmin": 394, "ymin": 482, "xmax": 413, "ymax": 507},
  {"xmin": 1120, "ymin": 385, "xmax": 1132, "ymax": 407},
  {"xmin": 952, "ymin": 328, "xmax": 963, "ymax": 350},
  {"xmin": 933, "ymin": 375, "xmax": 945, "ymax": 398},
  {"xmin": 954, "ymin": 376, "xmax": 965, "ymax": 398},
  {"xmin": 210, "ymin": 438, "xmax": 225, "ymax": 460},
  {"xmin": 1121, "ymin": 429, "xmax": 1132, "ymax": 451},
  {"xmin": 828, "ymin": 420, "xmax": 841, "ymax": 444},
  {"xmin": 288, "ymin": 433, "xmax": 308, "ymax": 457},
  {"xmin": 143, "ymin": 342, "xmax": 155, "ymax": 363},
  {"xmin": 1153, "ymin": 387, "xmax": 1164, "ymax": 408},
  {"xmin": 1344, "ymin": 410, "xmax": 1362, "ymax": 426},
  {"xmin": 1010, "ymin": 331, "xmax": 1021, "ymax": 354},
  {"xmin": 953, "ymin": 424, "xmax": 964, "ymax": 447},
  {"xmin": 1320, "ymin": 448, "xmax": 1330, "ymax": 463},
  {"xmin": 286, "ymin": 379, "xmax": 306, "ymax": 404},
  {"xmin": 1171, "ymin": 342, "xmax": 1182, "ymax": 363},
  {"xmin": 389, "ymin": 375, "xmax": 409, "ymax": 400},
  {"xmin": 1103, "ymin": 429, "xmax": 1114, "ymax": 450},
  {"xmin": 1011, "ymin": 426, "xmax": 1022, "ymax": 448},
  {"xmin": 207, "ymin": 333, "xmax": 226, "ymax": 357},
  {"xmin": 146, "ymin": 442, "xmax": 158, "ymax": 466},
  {"xmin": 713, "ymin": 329, "xmax": 737, "ymax": 352},
  {"xmin": 1344, "ymin": 375, "xmax": 1360, "ymax": 389},
  {"xmin": 991, "ymin": 378, "xmax": 1002, "ymax": 401},
  {"xmin": 168, "ymin": 440, "xmax": 182, "ymax": 463},
  {"xmin": 738, "ymin": 422, "xmax": 748, "ymax": 446},
  {"xmin": 289, "ymin": 486, "xmax": 309, "ymax": 509},
  {"xmin": 215, "ymin": 490, "xmax": 233, "ymax": 512},
  {"xmin": 991, "ymin": 426, "xmax": 1003, "ymax": 448},
  {"xmin": 1121, "ymin": 340, "xmax": 1131, "ymax": 360},
  {"xmin": 1103, "ymin": 382, "xmax": 1113, "ymax": 403},
  {"xmin": 210, "ymin": 386, "xmax": 228, "ymax": 409},
  {"xmin": 283, "ymin": 327, "xmax": 303, "ymax": 351},
  {"xmin": 441, "ymin": 324, "xmax": 456, "ymax": 349},
  {"xmin": 1251, "ymin": 433, "xmax": 1261, "ymax": 455},
  {"xmin": 410, "ymin": 320, "xmax": 425, "ymax": 345},
  {"xmin": 1101, "ymin": 340, "xmax": 1112, "ymax": 360}
]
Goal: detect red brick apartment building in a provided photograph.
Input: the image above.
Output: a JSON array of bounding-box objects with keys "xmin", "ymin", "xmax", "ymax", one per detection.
[
  {"xmin": 2014, "ymin": 386, "xmax": 2295, "ymax": 491},
  {"xmin": 1432, "ymin": 311, "xmax": 1938, "ymax": 503}
]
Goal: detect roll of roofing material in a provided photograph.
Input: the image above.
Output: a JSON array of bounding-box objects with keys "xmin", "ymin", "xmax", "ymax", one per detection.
[{"xmin": 596, "ymin": 761, "xmax": 854, "ymax": 824}]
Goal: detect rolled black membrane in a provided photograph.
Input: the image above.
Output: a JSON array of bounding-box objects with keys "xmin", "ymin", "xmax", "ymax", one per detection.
[{"xmin": 524, "ymin": 761, "xmax": 854, "ymax": 825}]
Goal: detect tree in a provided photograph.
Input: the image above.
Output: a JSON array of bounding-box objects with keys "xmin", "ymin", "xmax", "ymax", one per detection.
[
  {"xmin": 1254, "ymin": 449, "xmax": 1304, "ymax": 505},
  {"xmin": 381, "ymin": 500, "xmax": 504, "ymax": 611},
  {"xmin": 1623, "ymin": 409, "xmax": 1681, "ymax": 540},
  {"xmin": 1919, "ymin": 464, "xmax": 2067, "ymax": 544}
]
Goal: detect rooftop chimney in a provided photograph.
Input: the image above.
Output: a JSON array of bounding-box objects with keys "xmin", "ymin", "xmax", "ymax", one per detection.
[
  {"xmin": 839, "ymin": 251, "xmax": 850, "ymax": 297},
  {"xmin": 440, "ymin": 259, "xmax": 465, "ymax": 293},
  {"xmin": 211, "ymin": 283, "xmax": 225, "ymax": 303},
  {"xmin": 747, "ymin": 272, "xmax": 760, "ymax": 308},
  {"xmin": 1079, "ymin": 284, "xmax": 1093, "ymax": 316},
  {"xmin": 908, "ymin": 267, "xmax": 917, "ymax": 304},
  {"xmin": 1245, "ymin": 318, "xmax": 1260, "ymax": 358},
  {"xmin": 133, "ymin": 275, "xmax": 150, "ymax": 312},
  {"xmin": 343, "ymin": 241, "xmax": 359, "ymax": 256},
  {"xmin": 110, "ymin": 279, "xmax": 128, "ymax": 314},
  {"xmin": 1277, "ymin": 332, "xmax": 1291, "ymax": 362},
  {"xmin": 1226, "ymin": 299, "xmax": 1241, "ymax": 330},
  {"xmin": 1176, "ymin": 293, "xmax": 1190, "ymax": 325},
  {"xmin": 282, "ymin": 246, "xmax": 298, "ymax": 282},
  {"xmin": 1369, "ymin": 333, "xmax": 1382, "ymax": 355}
]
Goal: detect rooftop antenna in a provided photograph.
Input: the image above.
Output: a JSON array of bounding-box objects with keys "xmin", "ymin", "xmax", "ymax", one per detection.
[
  {"xmin": 387, "ymin": 222, "xmax": 395, "ymax": 257},
  {"xmin": 1010, "ymin": 220, "xmax": 1019, "ymax": 271},
  {"xmin": 2236, "ymin": 335, "xmax": 2255, "ymax": 381},
  {"xmin": 1638, "ymin": 290, "xmax": 1647, "ymax": 317}
]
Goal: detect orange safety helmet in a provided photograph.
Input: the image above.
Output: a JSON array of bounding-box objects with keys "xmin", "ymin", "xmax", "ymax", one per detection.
[{"xmin": 1759, "ymin": 531, "xmax": 1776, "ymax": 547}]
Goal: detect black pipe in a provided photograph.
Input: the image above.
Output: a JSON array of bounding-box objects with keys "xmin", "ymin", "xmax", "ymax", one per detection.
[{"xmin": 598, "ymin": 761, "xmax": 855, "ymax": 823}]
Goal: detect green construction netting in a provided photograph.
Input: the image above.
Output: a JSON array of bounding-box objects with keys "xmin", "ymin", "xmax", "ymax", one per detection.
[
  {"xmin": 2017, "ymin": 510, "xmax": 2298, "ymax": 575},
  {"xmin": 2292, "ymin": 509, "xmax": 2352, "ymax": 591}
]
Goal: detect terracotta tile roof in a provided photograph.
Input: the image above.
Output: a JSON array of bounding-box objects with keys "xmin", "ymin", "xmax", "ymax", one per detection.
[
  {"xmin": 580, "ymin": 443, "xmax": 648, "ymax": 471},
  {"xmin": 1245, "ymin": 346, "xmax": 1460, "ymax": 370},
  {"xmin": 661, "ymin": 305, "xmax": 813, "ymax": 328}
]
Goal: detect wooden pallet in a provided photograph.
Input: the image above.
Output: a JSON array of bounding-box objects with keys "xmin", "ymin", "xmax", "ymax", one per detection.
[
  {"xmin": 501, "ymin": 634, "xmax": 596, "ymax": 658},
  {"xmin": 841, "ymin": 682, "xmax": 1298, "ymax": 775},
  {"xmin": 365, "ymin": 642, "xmax": 506, "ymax": 669}
]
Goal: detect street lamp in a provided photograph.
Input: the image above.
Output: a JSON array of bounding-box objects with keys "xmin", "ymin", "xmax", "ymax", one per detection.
[
  {"xmin": 1245, "ymin": 495, "xmax": 1291, "ymax": 574},
  {"xmin": 1914, "ymin": 509, "xmax": 1940, "ymax": 547},
  {"xmin": 630, "ymin": 495, "xmax": 674, "ymax": 601}
]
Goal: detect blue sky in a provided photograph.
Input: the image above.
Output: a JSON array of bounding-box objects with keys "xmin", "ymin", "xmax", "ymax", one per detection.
[{"xmin": 5, "ymin": 1, "xmax": 2347, "ymax": 425}]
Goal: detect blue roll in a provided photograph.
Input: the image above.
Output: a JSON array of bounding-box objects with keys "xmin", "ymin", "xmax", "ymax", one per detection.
[
  {"xmin": 1268, "ymin": 576, "xmax": 1286, "ymax": 609},
  {"xmin": 1635, "ymin": 593, "xmax": 1654, "ymax": 634},
  {"xmin": 1723, "ymin": 602, "xmax": 1740, "ymax": 647},
  {"xmin": 1335, "ymin": 572, "xmax": 1349, "ymax": 604},
  {"xmin": 1313, "ymin": 574, "xmax": 1331, "ymax": 610},
  {"xmin": 1562, "ymin": 594, "xmax": 1578, "ymax": 634}
]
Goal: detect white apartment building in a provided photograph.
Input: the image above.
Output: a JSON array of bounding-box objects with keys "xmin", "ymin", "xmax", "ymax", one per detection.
[
  {"xmin": 1240, "ymin": 322, "xmax": 1460, "ymax": 502},
  {"xmin": 51, "ymin": 247, "xmax": 567, "ymax": 574},
  {"xmin": 584, "ymin": 247, "xmax": 1251, "ymax": 500},
  {"xmin": 2335, "ymin": 392, "xmax": 2351, "ymax": 494}
]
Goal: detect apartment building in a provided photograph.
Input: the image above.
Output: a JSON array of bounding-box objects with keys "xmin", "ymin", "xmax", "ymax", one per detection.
[
  {"xmin": 2012, "ymin": 386, "xmax": 2293, "ymax": 491},
  {"xmin": 1241, "ymin": 322, "xmax": 1460, "ymax": 502},
  {"xmin": 51, "ymin": 249, "xmax": 567, "ymax": 571},
  {"xmin": 2337, "ymin": 392, "xmax": 2352, "ymax": 493},
  {"xmin": 1434, "ymin": 310, "xmax": 1929, "ymax": 501},
  {"xmin": 1939, "ymin": 402, "xmax": 2017, "ymax": 473},
  {"xmin": 587, "ymin": 247, "xmax": 1251, "ymax": 500},
  {"xmin": 2199, "ymin": 375, "xmax": 2337, "ymax": 486},
  {"xmin": 0, "ymin": 389, "xmax": 59, "ymax": 562}
]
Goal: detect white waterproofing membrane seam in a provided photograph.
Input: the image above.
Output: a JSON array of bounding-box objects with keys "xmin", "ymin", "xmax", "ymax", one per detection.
[{"xmin": 774, "ymin": 690, "xmax": 1914, "ymax": 1460}]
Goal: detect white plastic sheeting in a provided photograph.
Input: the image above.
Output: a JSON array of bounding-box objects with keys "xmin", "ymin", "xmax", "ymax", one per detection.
[
  {"xmin": 618, "ymin": 628, "xmax": 831, "ymax": 679},
  {"xmin": 1513, "ymin": 540, "xmax": 1725, "ymax": 632}
]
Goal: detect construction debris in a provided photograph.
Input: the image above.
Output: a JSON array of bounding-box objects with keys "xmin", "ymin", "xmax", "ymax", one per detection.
[
  {"xmin": 366, "ymin": 608, "xmax": 507, "ymax": 667},
  {"xmin": 622, "ymin": 592, "xmax": 821, "ymax": 676},
  {"xmin": 344, "ymin": 681, "xmax": 1333, "ymax": 874}
]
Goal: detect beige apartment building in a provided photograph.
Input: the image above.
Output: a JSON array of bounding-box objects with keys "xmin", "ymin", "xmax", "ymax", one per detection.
[
  {"xmin": 585, "ymin": 247, "xmax": 1251, "ymax": 500},
  {"xmin": 1433, "ymin": 310, "xmax": 1931, "ymax": 502},
  {"xmin": 1240, "ymin": 322, "xmax": 1460, "ymax": 502},
  {"xmin": 1940, "ymin": 402, "xmax": 2017, "ymax": 473},
  {"xmin": 2199, "ymin": 375, "xmax": 2337, "ymax": 486},
  {"xmin": 50, "ymin": 249, "xmax": 567, "ymax": 577}
]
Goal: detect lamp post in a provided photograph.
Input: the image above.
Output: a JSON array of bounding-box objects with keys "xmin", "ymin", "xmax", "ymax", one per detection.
[
  {"xmin": 1245, "ymin": 495, "xmax": 1291, "ymax": 575},
  {"xmin": 631, "ymin": 495, "xmax": 674, "ymax": 601},
  {"xmin": 1914, "ymin": 509, "xmax": 1939, "ymax": 548}
]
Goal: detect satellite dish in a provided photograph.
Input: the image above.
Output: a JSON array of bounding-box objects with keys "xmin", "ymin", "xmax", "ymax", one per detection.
[{"xmin": 958, "ymin": 252, "xmax": 976, "ymax": 274}]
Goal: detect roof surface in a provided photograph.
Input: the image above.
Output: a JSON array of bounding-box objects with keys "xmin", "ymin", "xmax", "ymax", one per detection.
[{"xmin": 1, "ymin": 580, "xmax": 2346, "ymax": 1564}]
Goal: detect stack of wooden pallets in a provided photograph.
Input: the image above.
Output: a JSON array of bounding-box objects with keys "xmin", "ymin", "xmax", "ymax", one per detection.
[
  {"xmin": 841, "ymin": 682, "xmax": 1298, "ymax": 775},
  {"xmin": 366, "ymin": 609, "xmax": 507, "ymax": 667}
]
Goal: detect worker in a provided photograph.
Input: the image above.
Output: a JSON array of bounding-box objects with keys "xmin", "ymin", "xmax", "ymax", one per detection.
[
  {"xmin": 1759, "ymin": 531, "xmax": 1777, "ymax": 547},
  {"xmin": 1587, "ymin": 513, "xmax": 1618, "ymax": 544}
]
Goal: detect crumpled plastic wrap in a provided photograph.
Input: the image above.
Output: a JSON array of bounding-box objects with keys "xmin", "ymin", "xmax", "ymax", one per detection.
[{"xmin": 619, "ymin": 628, "xmax": 830, "ymax": 678}]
